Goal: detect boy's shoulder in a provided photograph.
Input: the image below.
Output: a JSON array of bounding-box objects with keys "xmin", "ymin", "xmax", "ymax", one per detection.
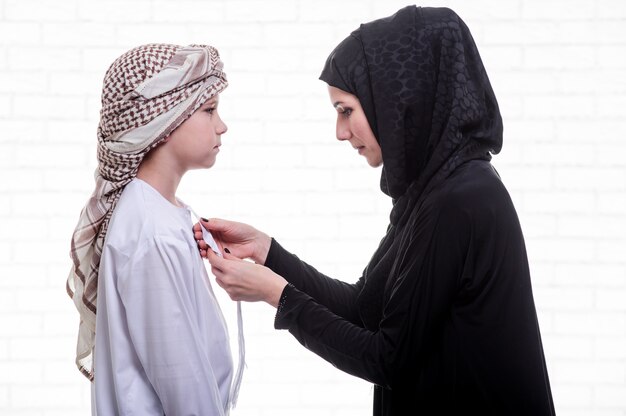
[
  {"xmin": 104, "ymin": 180, "xmax": 154, "ymax": 250},
  {"xmin": 105, "ymin": 179, "xmax": 195, "ymax": 254}
]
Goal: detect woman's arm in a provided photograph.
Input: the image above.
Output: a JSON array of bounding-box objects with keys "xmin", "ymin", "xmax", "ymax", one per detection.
[
  {"xmin": 264, "ymin": 238, "xmax": 364, "ymax": 323},
  {"xmin": 210, "ymin": 201, "xmax": 466, "ymax": 389},
  {"xmin": 273, "ymin": 207, "xmax": 465, "ymax": 389},
  {"xmin": 196, "ymin": 218, "xmax": 364, "ymax": 322}
]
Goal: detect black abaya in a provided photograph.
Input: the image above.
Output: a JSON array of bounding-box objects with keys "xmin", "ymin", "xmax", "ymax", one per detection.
[
  {"xmin": 269, "ymin": 160, "xmax": 554, "ymax": 415},
  {"xmin": 268, "ymin": 6, "xmax": 555, "ymax": 415}
]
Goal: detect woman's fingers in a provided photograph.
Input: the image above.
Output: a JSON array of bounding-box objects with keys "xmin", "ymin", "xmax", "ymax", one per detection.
[
  {"xmin": 212, "ymin": 263, "xmax": 242, "ymax": 301},
  {"xmin": 222, "ymin": 250, "xmax": 242, "ymax": 261},
  {"xmin": 207, "ymin": 251, "xmax": 248, "ymax": 300},
  {"xmin": 192, "ymin": 223, "xmax": 208, "ymax": 258},
  {"xmin": 206, "ymin": 249, "xmax": 226, "ymax": 271},
  {"xmin": 207, "ymin": 248, "xmax": 279, "ymax": 303},
  {"xmin": 202, "ymin": 217, "xmax": 228, "ymax": 232}
]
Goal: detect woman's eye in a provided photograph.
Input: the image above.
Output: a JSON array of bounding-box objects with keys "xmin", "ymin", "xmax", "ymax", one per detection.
[
  {"xmin": 205, "ymin": 107, "xmax": 215, "ymax": 114},
  {"xmin": 342, "ymin": 108, "xmax": 352, "ymax": 117}
]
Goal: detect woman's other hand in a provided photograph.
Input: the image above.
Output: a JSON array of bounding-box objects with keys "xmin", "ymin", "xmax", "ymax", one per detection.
[
  {"xmin": 206, "ymin": 249, "xmax": 287, "ymax": 307},
  {"xmin": 193, "ymin": 218, "xmax": 271, "ymax": 264}
]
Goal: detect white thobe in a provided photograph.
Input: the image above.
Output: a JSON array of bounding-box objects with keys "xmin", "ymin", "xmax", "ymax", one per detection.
[{"xmin": 92, "ymin": 178, "xmax": 233, "ymax": 415}]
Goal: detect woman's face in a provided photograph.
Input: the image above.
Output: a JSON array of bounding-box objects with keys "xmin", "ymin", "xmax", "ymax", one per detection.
[
  {"xmin": 327, "ymin": 85, "xmax": 382, "ymax": 167},
  {"xmin": 165, "ymin": 94, "xmax": 227, "ymax": 170}
]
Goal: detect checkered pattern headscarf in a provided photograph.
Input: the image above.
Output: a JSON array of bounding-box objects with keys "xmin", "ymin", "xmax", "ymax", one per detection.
[{"xmin": 67, "ymin": 43, "xmax": 228, "ymax": 381}]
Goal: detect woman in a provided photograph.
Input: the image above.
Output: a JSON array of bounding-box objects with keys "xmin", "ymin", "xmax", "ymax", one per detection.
[
  {"xmin": 196, "ymin": 6, "xmax": 555, "ymax": 415},
  {"xmin": 67, "ymin": 43, "xmax": 244, "ymax": 415}
]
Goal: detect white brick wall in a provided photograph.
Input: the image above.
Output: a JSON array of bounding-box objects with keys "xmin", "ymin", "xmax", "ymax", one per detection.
[{"xmin": 0, "ymin": 0, "xmax": 624, "ymax": 414}]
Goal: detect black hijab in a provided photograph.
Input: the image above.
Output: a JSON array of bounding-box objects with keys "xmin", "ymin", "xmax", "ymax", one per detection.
[{"xmin": 320, "ymin": 6, "xmax": 503, "ymax": 226}]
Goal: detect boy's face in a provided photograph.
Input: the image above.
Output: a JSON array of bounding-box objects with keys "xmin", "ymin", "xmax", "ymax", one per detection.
[{"xmin": 165, "ymin": 94, "xmax": 227, "ymax": 170}]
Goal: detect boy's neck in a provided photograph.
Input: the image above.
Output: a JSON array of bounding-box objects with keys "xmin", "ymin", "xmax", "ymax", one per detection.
[{"xmin": 136, "ymin": 150, "xmax": 184, "ymax": 207}]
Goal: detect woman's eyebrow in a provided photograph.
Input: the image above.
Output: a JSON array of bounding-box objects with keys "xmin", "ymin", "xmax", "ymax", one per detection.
[{"xmin": 334, "ymin": 102, "xmax": 347, "ymax": 112}]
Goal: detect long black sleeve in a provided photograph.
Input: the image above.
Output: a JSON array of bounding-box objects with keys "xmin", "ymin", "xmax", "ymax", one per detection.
[
  {"xmin": 265, "ymin": 238, "xmax": 364, "ymax": 324},
  {"xmin": 273, "ymin": 196, "xmax": 464, "ymax": 389}
]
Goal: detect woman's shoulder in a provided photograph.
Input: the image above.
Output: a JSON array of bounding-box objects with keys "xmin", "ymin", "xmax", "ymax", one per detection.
[
  {"xmin": 422, "ymin": 160, "xmax": 516, "ymax": 224},
  {"xmin": 433, "ymin": 160, "xmax": 509, "ymax": 203}
]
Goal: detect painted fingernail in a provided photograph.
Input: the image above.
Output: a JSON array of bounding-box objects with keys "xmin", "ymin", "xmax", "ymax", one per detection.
[
  {"xmin": 224, "ymin": 248, "xmax": 231, "ymax": 254},
  {"xmin": 201, "ymin": 217, "xmax": 208, "ymax": 222}
]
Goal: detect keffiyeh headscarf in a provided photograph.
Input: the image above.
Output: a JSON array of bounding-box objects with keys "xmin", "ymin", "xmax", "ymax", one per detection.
[{"xmin": 67, "ymin": 43, "xmax": 228, "ymax": 381}]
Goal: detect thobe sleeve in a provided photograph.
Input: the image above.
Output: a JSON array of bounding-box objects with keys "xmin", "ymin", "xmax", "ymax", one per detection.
[
  {"xmin": 117, "ymin": 235, "xmax": 226, "ymax": 415},
  {"xmin": 274, "ymin": 199, "xmax": 468, "ymax": 389},
  {"xmin": 265, "ymin": 238, "xmax": 363, "ymax": 324}
]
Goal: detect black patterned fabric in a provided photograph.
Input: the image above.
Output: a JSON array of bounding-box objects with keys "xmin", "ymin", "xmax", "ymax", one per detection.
[
  {"xmin": 320, "ymin": 3, "xmax": 509, "ymax": 352},
  {"xmin": 270, "ymin": 6, "xmax": 554, "ymax": 416},
  {"xmin": 320, "ymin": 6, "xmax": 502, "ymax": 226}
]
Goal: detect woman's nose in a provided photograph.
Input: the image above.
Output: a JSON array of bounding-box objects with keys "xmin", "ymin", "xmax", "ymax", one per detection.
[{"xmin": 336, "ymin": 121, "xmax": 351, "ymax": 141}]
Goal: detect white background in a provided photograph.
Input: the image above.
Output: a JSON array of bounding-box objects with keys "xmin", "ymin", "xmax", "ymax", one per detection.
[{"xmin": 1, "ymin": 0, "xmax": 625, "ymax": 414}]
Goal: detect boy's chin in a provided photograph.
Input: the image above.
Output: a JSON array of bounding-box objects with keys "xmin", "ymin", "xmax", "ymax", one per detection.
[{"xmin": 201, "ymin": 157, "xmax": 217, "ymax": 168}]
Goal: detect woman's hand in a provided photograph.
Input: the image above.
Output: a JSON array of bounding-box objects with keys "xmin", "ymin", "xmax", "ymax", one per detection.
[
  {"xmin": 206, "ymin": 250, "xmax": 288, "ymax": 308},
  {"xmin": 193, "ymin": 218, "xmax": 272, "ymax": 264}
]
